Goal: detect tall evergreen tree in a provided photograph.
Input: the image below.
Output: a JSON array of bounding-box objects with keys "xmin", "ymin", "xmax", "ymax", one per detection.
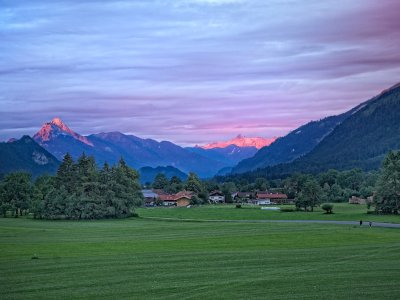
[
  {"xmin": 152, "ymin": 173, "xmax": 170, "ymax": 190},
  {"xmin": 56, "ymin": 153, "xmax": 76, "ymax": 192},
  {"xmin": 185, "ymin": 172, "xmax": 203, "ymax": 193}
]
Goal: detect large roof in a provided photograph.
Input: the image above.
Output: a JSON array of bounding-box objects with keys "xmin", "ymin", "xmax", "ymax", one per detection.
[{"xmin": 256, "ymin": 193, "xmax": 288, "ymax": 199}]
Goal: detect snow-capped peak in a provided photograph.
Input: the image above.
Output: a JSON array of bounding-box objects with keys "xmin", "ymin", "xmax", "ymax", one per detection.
[
  {"xmin": 201, "ymin": 135, "xmax": 277, "ymax": 149},
  {"xmin": 33, "ymin": 117, "xmax": 93, "ymax": 146}
]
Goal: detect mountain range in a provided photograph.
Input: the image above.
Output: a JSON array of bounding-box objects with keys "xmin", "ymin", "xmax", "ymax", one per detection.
[
  {"xmin": 226, "ymin": 82, "xmax": 400, "ymax": 179},
  {"xmin": 30, "ymin": 119, "xmax": 267, "ymax": 178},
  {"xmin": 1, "ymin": 83, "xmax": 399, "ymax": 181},
  {"xmin": 232, "ymin": 97, "xmax": 372, "ymax": 174}
]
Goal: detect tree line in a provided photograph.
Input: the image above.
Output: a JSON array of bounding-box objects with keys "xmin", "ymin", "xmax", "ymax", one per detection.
[
  {"xmin": 0, "ymin": 153, "xmax": 143, "ymax": 219},
  {"xmin": 1, "ymin": 151, "xmax": 399, "ymax": 217}
]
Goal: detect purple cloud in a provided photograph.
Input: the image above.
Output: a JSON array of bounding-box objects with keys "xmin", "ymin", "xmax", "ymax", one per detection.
[{"xmin": 0, "ymin": 0, "xmax": 399, "ymax": 146}]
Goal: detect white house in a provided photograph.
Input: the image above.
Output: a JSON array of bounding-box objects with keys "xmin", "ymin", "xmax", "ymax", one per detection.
[{"xmin": 209, "ymin": 191, "xmax": 225, "ymax": 204}]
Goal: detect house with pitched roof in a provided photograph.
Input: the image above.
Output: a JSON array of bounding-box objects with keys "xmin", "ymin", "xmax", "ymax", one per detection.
[
  {"xmin": 209, "ymin": 191, "xmax": 225, "ymax": 204},
  {"xmin": 253, "ymin": 192, "xmax": 288, "ymax": 205},
  {"xmin": 157, "ymin": 191, "xmax": 193, "ymax": 207}
]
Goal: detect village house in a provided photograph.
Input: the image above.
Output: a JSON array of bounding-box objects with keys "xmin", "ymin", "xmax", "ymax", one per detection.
[
  {"xmin": 158, "ymin": 191, "xmax": 193, "ymax": 207},
  {"xmin": 252, "ymin": 192, "xmax": 289, "ymax": 205},
  {"xmin": 349, "ymin": 195, "xmax": 373, "ymax": 205},
  {"xmin": 209, "ymin": 191, "xmax": 225, "ymax": 204}
]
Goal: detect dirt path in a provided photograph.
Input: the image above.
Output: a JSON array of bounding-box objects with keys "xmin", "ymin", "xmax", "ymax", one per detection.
[{"xmin": 141, "ymin": 217, "xmax": 400, "ymax": 228}]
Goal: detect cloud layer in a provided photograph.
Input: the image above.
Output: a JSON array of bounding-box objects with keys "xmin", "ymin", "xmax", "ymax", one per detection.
[{"xmin": 1, "ymin": 0, "xmax": 399, "ymax": 145}]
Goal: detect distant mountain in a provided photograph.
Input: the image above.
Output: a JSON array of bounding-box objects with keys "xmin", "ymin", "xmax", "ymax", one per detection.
[
  {"xmin": 229, "ymin": 82, "xmax": 400, "ymax": 179},
  {"xmin": 139, "ymin": 166, "xmax": 188, "ymax": 184},
  {"xmin": 0, "ymin": 136, "xmax": 60, "ymax": 178},
  {"xmin": 232, "ymin": 99, "xmax": 371, "ymax": 174},
  {"xmin": 35, "ymin": 117, "xmax": 93, "ymax": 146},
  {"xmin": 33, "ymin": 118, "xmax": 96, "ymax": 160},
  {"xmin": 186, "ymin": 144, "xmax": 258, "ymax": 166},
  {"xmin": 33, "ymin": 120, "xmax": 227, "ymax": 178},
  {"xmin": 201, "ymin": 134, "xmax": 276, "ymax": 149},
  {"xmin": 88, "ymin": 132, "xmax": 226, "ymax": 177},
  {"xmin": 277, "ymin": 82, "xmax": 400, "ymax": 173}
]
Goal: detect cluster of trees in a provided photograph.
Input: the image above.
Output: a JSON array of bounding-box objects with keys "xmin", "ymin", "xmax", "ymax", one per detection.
[
  {"xmin": 0, "ymin": 154, "xmax": 143, "ymax": 219},
  {"xmin": 1, "ymin": 151, "xmax": 399, "ymax": 218}
]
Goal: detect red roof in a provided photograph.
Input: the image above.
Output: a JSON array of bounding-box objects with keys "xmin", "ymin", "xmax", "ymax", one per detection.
[
  {"xmin": 159, "ymin": 191, "xmax": 193, "ymax": 201},
  {"xmin": 256, "ymin": 193, "xmax": 288, "ymax": 199}
]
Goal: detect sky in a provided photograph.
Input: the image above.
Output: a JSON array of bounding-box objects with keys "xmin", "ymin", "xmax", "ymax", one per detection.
[{"xmin": 1, "ymin": 0, "xmax": 399, "ymax": 146}]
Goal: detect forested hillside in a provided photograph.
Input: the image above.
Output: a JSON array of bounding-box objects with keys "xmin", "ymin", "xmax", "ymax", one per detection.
[{"xmin": 0, "ymin": 136, "xmax": 59, "ymax": 178}]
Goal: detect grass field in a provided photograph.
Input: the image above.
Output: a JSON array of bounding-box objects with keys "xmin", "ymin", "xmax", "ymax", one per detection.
[
  {"xmin": 137, "ymin": 203, "xmax": 400, "ymax": 223},
  {"xmin": 1, "ymin": 214, "xmax": 400, "ymax": 299}
]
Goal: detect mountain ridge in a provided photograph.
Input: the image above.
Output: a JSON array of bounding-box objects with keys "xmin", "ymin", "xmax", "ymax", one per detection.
[
  {"xmin": 0, "ymin": 136, "xmax": 60, "ymax": 178},
  {"xmin": 231, "ymin": 92, "xmax": 376, "ymax": 174},
  {"xmin": 225, "ymin": 82, "xmax": 400, "ymax": 179},
  {"xmin": 32, "ymin": 120, "xmax": 260, "ymax": 177}
]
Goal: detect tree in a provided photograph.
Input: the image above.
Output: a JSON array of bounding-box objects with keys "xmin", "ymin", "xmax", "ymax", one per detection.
[
  {"xmin": 32, "ymin": 175, "xmax": 55, "ymax": 219},
  {"xmin": 295, "ymin": 179, "xmax": 322, "ymax": 212},
  {"xmin": 170, "ymin": 176, "xmax": 182, "ymax": 185},
  {"xmin": 321, "ymin": 203, "xmax": 334, "ymax": 214},
  {"xmin": 56, "ymin": 153, "xmax": 76, "ymax": 192},
  {"xmin": 0, "ymin": 172, "xmax": 32, "ymax": 217},
  {"xmin": 185, "ymin": 172, "xmax": 203, "ymax": 193},
  {"xmin": 166, "ymin": 176, "xmax": 184, "ymax": 193},
  {"xmin": 375, "ymin": 151, "xmax": 400, "ymax": 214},
  {"xmin": 254, "ymin": 177, "xmax": 268, "ymax": 191},
  {"xmin": 152, "ymin": 173, "xmax": 169, "ymax": 190},
  {"xmin": 221, "ymin": 182, "xmax": 237, "ymax": 203},
  {"xmin": 34, "ymin": 156, "xmax": 143, "ymax": 220}
]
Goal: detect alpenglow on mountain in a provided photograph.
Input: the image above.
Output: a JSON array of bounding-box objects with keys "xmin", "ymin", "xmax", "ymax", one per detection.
[
  {"xmin": 231, "ymin": 91, "xmax": 375, "ymax": 174},
  {"xmin": 32, "ymin": 119, "xmax": 261, "ymax": 178},
  {"xmin": 229, "ymin": 82, "xmax": 400, "ymax": 178},
  {"xmin": 201, "ymin": 135, "xmax": 276, "ymax": 149}
]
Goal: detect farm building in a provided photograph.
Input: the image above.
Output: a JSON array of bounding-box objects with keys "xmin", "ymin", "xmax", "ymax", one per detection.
[
  {"xmin": 209, "ymin": 191, "xmax": 225, "ymax": 204},
  {"xmin": 349, "ymin": 196, "xmax": 373, "ymax": 205},
  {"xmin": 252, "ymin": 192, "xmax": 289, "ymax": 205},
  {"xmin": 158, "ymin": 191, "xmax": 193, "ymax": 207}
]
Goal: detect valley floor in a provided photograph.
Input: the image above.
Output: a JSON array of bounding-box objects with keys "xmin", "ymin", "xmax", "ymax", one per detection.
[
  {"xmin": 1, "ymin": 213, "xmax": 400, "ymax": 299},
  {"xmin": 137, "ymin": 203, "xmax": 400, "ymax": 224}
]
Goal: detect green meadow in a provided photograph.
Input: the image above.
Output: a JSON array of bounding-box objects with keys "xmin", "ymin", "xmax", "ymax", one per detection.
[
  {"xmin": 137, "ymin": 203, "xmax": 400, "ymax": 223},
  {"xmin": 1, "ymin": 213, "xmax": 400, "ymax": 300}
]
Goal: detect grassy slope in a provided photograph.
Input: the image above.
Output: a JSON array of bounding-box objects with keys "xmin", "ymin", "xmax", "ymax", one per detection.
[
  {"xmin": 1, "ymin": 217, "xmax": 400, "ymax": 299},
  {"xmin": 137, "ymin": 203, "xmax": 400, "ymax": 223}
]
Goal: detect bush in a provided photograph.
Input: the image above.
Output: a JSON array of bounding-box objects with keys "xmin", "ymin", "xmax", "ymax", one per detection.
[
  {"xmin": 235, "ymin": 204, "xmax": 242, "ymax": 209},
  {"xmin": 321, "ymin": 203, "xmax": 334, "ymax": 214}
]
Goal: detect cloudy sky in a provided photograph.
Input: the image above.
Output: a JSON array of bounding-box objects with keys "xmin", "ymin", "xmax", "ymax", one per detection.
[{"xmin": 1, "ymin": 0, "xmax": 399, "ymax": 145}]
